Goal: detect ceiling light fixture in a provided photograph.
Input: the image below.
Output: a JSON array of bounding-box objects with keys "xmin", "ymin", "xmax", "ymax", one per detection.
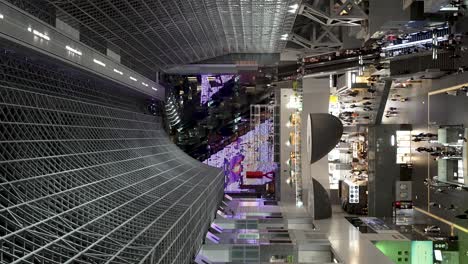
[
  {"xmin": 113, "ymin": 69, "xmax": 123, "ymax": 75},
  {"xmin": 65, "ymin": 45, "xmax": 82, "ymax": 56},
  {"xmin": 288, "ymin": 4, "xmax": 299, "ymax": 13},
  {"xmin": 440, "ymin": 6, "xmax": 458, "ymax": 11},
  {"xmin": 93, "ymin": 59, "xmax": 106, "ymax": 67},
  {"xmin": 152, "ymin": 87, "xmax": 158, "ymax": 91},
  {"xmin": 142, "ymin": 82, "xmax": 148, "ymax": 87},
  {"xmin": 130, "ymin": 76, "xmax": 137, "ymax": 81},
  {"xmin": 30, "ymin": 28, "xmax": 50, "ymax": 41}
]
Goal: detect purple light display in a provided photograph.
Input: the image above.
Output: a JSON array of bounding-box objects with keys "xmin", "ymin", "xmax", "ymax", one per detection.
[
  {"xmin": 203, "ymin": 120, "xmax": 277, "ymax": 192},
  {"xmin": 200, "ymin": 74, "xmax": 235, "ymax": 104}
]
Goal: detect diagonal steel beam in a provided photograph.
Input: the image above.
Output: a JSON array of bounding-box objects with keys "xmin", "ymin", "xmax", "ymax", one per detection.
[{"xmin": 300, "ymin": 2, "xmax": 366, "ymax": 26}]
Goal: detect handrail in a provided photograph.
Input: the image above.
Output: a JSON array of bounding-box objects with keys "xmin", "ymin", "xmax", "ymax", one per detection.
[
  {"xmin": 428, "ymin": 82, "xmax": 468, "ymax": 96},
  {"xmin": 413, "ymin": 206, "xmax": 468, "ymax": 235}
]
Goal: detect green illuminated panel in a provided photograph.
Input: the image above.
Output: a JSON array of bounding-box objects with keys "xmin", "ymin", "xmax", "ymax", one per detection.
[
  {"xmin": 411, "ymin": 241, "xmax": 433, "ymax": 264},
  {"xmin": 375, "ymin": 241, "xmax": 411, "ymax": 263}
]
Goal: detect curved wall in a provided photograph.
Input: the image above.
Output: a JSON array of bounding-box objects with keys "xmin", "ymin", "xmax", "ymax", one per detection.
[
  {"xmin": 307, "ymin": 113, "xmax": 344, "ymax": 164},
  {"xmin": 0, "ymin": 48, "xmax": 223, "ymax": 263}
]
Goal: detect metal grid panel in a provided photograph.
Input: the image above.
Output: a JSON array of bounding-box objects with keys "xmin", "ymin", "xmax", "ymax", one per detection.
[
  {"xmin": 0, "ymin": 49, "xmax": 224, "ymax": 263},
  {"xmin": 7, "ymin": 0, "xmax": 299, "ymax": 75}
]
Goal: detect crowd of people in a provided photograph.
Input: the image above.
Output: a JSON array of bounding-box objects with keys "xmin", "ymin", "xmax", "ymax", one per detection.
[
  {"xmin": 412, "ymin": 132, "xmax": 438, "ymax": 142},
  {"xmin": 415, "ymin": 145, "xmax": 462, "ymax": 160},
  {"xmin": 412, "ymin": 131, "xmax": 467, "ymax": 161},
  {"xmin": 337, "ymin": 76, "xmax": 385, "ymax": 125}
]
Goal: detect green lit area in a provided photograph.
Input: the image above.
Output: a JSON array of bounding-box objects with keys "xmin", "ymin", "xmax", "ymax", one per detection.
[
  {"xmin": 410, "ymin": 241, "xmax": 433, "ymax": 264},
  {"xmin": 375, "ymin": 239, "xmax": 468, "ymax": 264},
  {"xmin": 374, "ymin": 241, "xmax": 433, "ymax": 264},
  {"xmin": 375, "ymin": 241, "xmax": 411, "ymax": 264}
]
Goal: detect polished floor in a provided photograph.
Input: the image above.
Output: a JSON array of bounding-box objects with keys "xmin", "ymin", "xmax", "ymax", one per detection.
[
  {"xmin": 315, "ymin": 207, "xmax": 396, "ymax": 264},
  {"xmin": 277, "ymin": 75, "xmax": 468, "ymax": 263}
]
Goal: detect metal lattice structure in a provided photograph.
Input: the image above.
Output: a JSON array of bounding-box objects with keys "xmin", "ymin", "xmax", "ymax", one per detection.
[
  {"xmin": 248, "ymin": 105, "xmax": 276, "ymax": 173},
  {"xmin": 0, "ymin": 49, "xmax": 224, "ymax": 263},
  {"xmin": 287, "ymin": 0, "xmax": 368, "ymax": 55},
  {"xmin": 5, "ymin": 0, "xmax": 299, "ymax": 76}
]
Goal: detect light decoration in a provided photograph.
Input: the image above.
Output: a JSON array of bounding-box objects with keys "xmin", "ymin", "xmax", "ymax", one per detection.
[
  {"xmin": 286, "ymin": 95, "xmax": 301, "ymax": 109},
  {"xmin": 285, "ymin": 80, "xmax": 304, "ymax": 207},
  {"xmin": 203, "ymin": 119, "xmax": 276, "ymax": 192},
  {"xmin": 289, "ymin": 131, "xmax": 299, "ymax": 145},
  {"xmin": 200, "ymin": 74, "xmax": 235, "ymax": 104}
]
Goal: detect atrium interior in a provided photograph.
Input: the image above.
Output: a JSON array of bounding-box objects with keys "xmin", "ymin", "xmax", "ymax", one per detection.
[{"xmin": 0, "ymin": 0, "xmax": 467, "ymax": 263}]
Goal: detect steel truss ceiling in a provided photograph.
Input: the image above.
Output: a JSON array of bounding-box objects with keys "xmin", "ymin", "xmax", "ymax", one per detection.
[
  {"xmin": 31, "ymin": 0, "xmax": 300, "ymax": 74},
  {"xmin": 286, "ymin": 0, "xmax": 368, "ymax": 55}
]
